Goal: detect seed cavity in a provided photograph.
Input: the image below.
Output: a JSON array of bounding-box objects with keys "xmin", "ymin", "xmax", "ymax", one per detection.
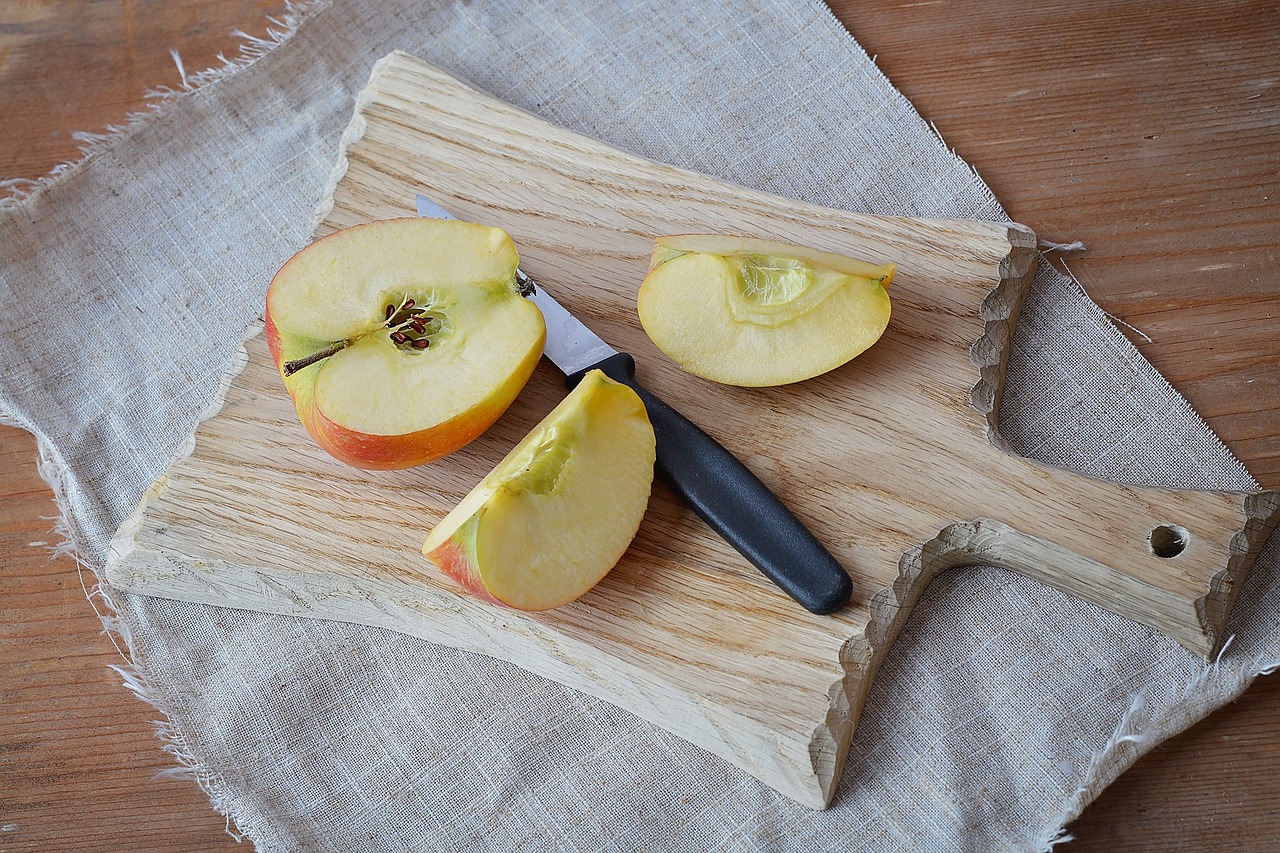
[
  {"xmin": 504, "ymin": 423, "xmax": 576, "ymax": 496},
  {"xmin": 383, "ymin": 296, "xmax": 444, "ymax": 352},
  {"xmin": 738, "ymin": 254, "xmax": 813, "ymax": 308},
  {"xmin": 726, "ymin": 254, "xmax": 852, "ymax": 327}
]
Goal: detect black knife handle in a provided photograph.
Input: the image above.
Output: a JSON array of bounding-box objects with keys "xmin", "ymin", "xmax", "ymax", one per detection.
[{"xmin": 569, "ymin": 353, "xmax": 852, "ymax": 615}]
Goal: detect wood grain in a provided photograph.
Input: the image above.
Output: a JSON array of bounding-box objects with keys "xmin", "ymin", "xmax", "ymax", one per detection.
[
  {"xmin": 0, "ymin": 428, "xmax": 238, "ymax": 851},
  {"xmin": 102, "ymin": 52, "xmax": 1277, "ymax": 808},
  {"xmin": 0, "ymin": 4, "xmax": 274, "ymax": 850},
  {"xmin": 1, "ymin": 0, "xmax": 1277, "ymax": 848},
  {"xmin": 838, "ymin": 0, "xmax": 1280, "ymax": 489}
]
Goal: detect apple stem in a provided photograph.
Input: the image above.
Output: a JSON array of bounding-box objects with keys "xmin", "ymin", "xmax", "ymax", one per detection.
[
  {"xmin": 283, "ymin": 340, "xmax": 350, "ymax": 376},
  {"xmin": 516, "ymin": 270, "xmax": 536, "ymax": 298}
]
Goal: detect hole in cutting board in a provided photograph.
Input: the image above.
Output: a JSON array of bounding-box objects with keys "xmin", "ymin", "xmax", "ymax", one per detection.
[{"xmin": 1149, "ymin": 524, "xmax": 1189, "ymax": 558}]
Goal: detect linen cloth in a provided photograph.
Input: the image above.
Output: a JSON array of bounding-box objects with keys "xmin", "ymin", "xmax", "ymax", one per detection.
[{"xmin": 1, "ymin": 1, "xmax": 1275, "ymax": 850}]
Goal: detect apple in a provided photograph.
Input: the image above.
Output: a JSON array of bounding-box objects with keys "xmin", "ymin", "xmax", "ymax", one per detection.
[
  {"xmin": 422, "ymin": 369, "xmax": 656, "ymax": 610},
  {"xmin": 264, "ymin": 218, "xmax": 546, "ymax": 469},
  {"xmin": 636, "ymin": 234, "xmax": 895, "ymax": 387}
]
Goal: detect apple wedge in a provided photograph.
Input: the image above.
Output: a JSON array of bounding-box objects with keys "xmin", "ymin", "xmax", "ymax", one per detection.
[
  {"xmin": 265, "ymin": 218, "xmax": 546, "ymax": 469},
  {"xmin": 423, "ymin": 369, "xmax": 656, "ymax": 611},
  {"xmin": 637, "ymin": 234, "xmax": 895, "ymax": 387}
]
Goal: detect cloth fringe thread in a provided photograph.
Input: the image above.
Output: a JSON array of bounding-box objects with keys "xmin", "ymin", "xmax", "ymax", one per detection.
[
  {"xmin": 0, "ymin": 1, "xmax": 326, "ymax": 210},
  {"xmin": 1034, "ymin": 635, "xmax": 1280, "ymax": 850}
]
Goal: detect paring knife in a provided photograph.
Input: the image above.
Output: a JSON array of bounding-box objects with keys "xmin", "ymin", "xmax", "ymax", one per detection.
[{"xmin": 415, "ymin": 194, "xmax": 853, "ymax": 615}]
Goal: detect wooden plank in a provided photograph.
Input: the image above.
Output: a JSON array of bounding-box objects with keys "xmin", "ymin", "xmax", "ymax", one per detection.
[
  {"xmin": 0, "ymin": 428, "xmax": 238, "ymax": 853},
  {"xmin": 837, "ymin": 0, "xmax": 1280, "ymax": 487}
]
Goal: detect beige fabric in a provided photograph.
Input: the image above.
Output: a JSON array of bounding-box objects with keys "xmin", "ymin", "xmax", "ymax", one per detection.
[{"xmin": 1, "ymin": 1, "xmax": 1275, "ymax": 850}]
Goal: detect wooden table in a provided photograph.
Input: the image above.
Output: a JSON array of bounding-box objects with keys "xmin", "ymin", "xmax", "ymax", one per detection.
[{"xmin": 1, "ymin": 1, "xmax": 1276, "ymax": 850}]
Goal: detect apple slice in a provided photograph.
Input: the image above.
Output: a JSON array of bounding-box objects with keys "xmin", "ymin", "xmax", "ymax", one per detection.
[
  {"xmin": 423, "ymin": 369, "xmax": 656, "ymax": 611},
  {"xmin": 265, "ymin": 218, "xmax": 546, "ymax": 469},
  {"xmin": 637, "ymin": 234, "xmax": 895, "ymax": 387}
]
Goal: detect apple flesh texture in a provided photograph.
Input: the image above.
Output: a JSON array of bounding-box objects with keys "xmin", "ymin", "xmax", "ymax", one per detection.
[
  {"xmin": 636, "ymin": 234, "xmax": 895, "ymax": 387},
  {"xmin": 422, "ymin": 370, "xmax": 657, "ymax": 611},
  {"xmin": 265, "ymin": 218, "xmax": 546, "ymax": 469}
]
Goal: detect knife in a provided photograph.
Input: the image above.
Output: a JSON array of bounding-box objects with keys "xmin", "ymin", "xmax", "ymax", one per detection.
[{"xmin": 415, "ymin": 194, "xmax": 853, "ymax": 615}]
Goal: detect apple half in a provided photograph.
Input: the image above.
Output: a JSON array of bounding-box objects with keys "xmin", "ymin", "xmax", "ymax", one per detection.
[
  {"xmin": 423, "ymin": 369, "xmax": 656, "ymax": 611},
  {"xmin": 265, "ymin": 218, "xmax": 546, "ymax": 469},
  {"xmin": 636, "ymin": 234, "xmax": 895, "ymax": 387}
]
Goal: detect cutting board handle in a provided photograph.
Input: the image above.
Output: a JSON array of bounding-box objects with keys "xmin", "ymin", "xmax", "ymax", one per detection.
[{"xmin": 945, "ymin": 447, "xmax": 1280, "ymax": 655}]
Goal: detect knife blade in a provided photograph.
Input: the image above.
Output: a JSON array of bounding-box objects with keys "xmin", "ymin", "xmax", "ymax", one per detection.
[{"xmin": 415, "ymin": 194, "xmax": 852, "ymax": 615}]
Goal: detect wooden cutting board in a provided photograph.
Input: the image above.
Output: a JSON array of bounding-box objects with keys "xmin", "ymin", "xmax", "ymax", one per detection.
[{"xmin": 105, "ymin": 51, "xmax": 1280, "ymax": 809}]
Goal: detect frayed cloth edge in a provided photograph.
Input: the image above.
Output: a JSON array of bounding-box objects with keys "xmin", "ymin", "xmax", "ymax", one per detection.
[
  {"xmin": 0, "ymin": 322, "xmax": 268, "ymax": 842},
  {"xmin": 1037, "ymin": 239, "xmax": 1086, "ymax": 254},
  {"xmin": 0, "ymin": 0, "xmax": 330, "ymax": 211},
  {"xmin": 0, "ymin": 412, "xmax": 248, "ymax": 844},
  {"xmin": 1031, "ymin": 635, "xmax": 1280, "ymax": 851},
  {"xmin": 0, "ymin": 2, "xmax": 327, "ymax": 843}
]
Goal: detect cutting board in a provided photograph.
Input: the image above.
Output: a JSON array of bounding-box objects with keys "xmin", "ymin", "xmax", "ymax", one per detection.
[{"xmin": 105, "ymin": 52, "xmax": 1280, "ymax": 809}]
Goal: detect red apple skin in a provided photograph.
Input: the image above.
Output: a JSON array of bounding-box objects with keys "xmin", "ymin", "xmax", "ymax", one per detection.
[
  {"xmin": 264, "ymin": 309, "xmax": 543, "ymax": 470},
  {"xmin": 420, "ymin": 526, "xmax": 507, "ymax": 608}
]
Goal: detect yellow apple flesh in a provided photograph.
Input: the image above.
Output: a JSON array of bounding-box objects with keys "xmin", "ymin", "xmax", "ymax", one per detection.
[
  {"xmin": 637, "ymin": 234, "xmax": 895, "ymax": 387},
  {"xmin": 265, "ymin": 218, "xmax": 546, "ymax": 469},
  {"xmin": 422, "ymin": 370, "xmax": 656, "ymax": 611}
]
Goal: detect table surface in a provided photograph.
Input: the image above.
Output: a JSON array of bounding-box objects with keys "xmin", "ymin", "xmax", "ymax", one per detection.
[{"xmin": 1, "ymin": 1, "xmax": 1276, "ymax": 850}]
